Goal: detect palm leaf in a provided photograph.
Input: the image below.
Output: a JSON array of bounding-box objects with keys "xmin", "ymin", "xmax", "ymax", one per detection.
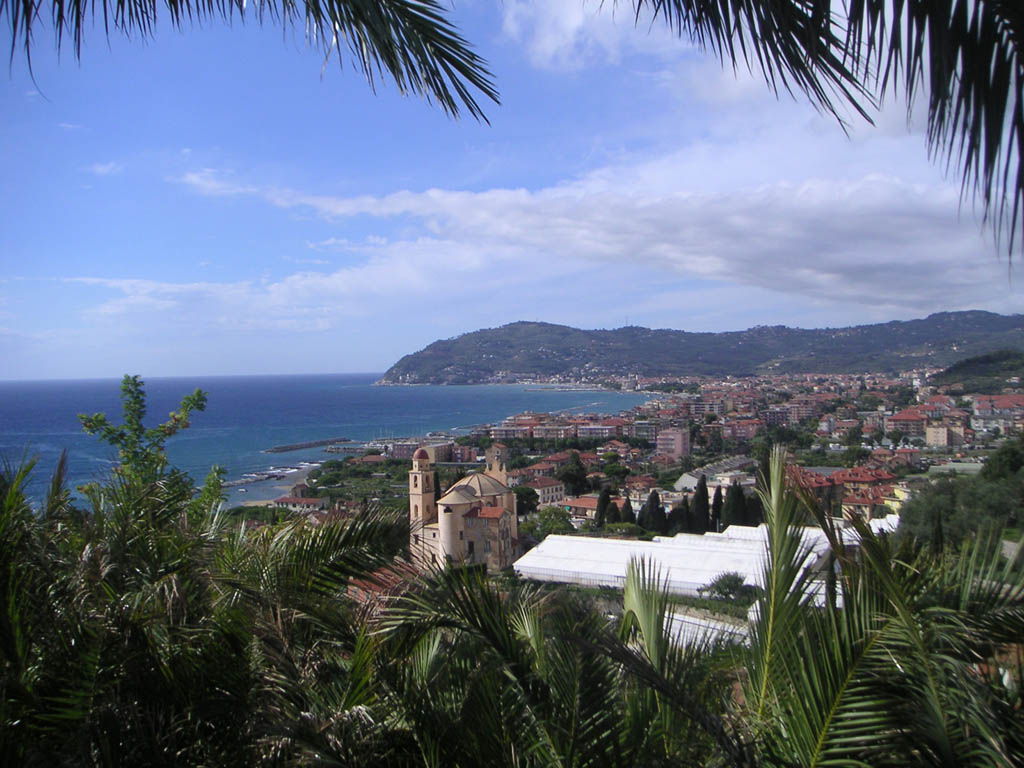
[{"xmin": 5, "ymin": 0, "xmax": 498, "ymax": 119}]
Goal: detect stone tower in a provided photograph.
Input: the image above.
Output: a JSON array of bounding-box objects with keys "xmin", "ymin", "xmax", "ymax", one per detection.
[
  {"xmin": 409, "ymin": 447, "xmax": 436, "ymax": 526},
  {"xmin": 485, "ymin": 442, "xmax": 509, "ymax": 486}
]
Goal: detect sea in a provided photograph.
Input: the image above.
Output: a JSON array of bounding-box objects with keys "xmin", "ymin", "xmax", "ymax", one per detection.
[{"xmin": 0, "ymin": 374, "xmax": 651, "ymax": 506}]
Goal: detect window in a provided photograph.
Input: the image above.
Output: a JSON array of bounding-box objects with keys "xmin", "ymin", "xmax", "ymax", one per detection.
[
  {"xmin": 468, "ymin": 541, "xmax": 475, "ymax": 556},
  {"xmin": 484, "ymin": 540, "xmax": 491, "ymax": 553},
  {"xmin": 413, "ymin": 476, "xmax": 418, "ymax": 487},
  {"xmin": 459, "ymin": 531, "xmax": 463, "ymax": 540}
]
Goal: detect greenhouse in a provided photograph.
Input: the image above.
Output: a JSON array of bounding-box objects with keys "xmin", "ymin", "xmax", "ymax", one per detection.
[{"xmin": 513, "ymin": 516, "xmax": 900, "ymax": 597}]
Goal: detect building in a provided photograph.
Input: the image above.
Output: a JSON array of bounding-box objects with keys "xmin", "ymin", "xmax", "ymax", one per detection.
[
  {"xmin": 655, "ymin": 427, "xmax": 691, "ymax": 459},
  {"xmin": 514, "ymin": 517, "xmax": 900, "ymax": 597},
  {"xmin": 409, "ymin": 444, "xmax": 519, "ymax": 571},
  {"xmin": 526, "ymin": 476, "xmax": 566, "ymax": 507},
  {"xmin": 273, "ymin": 496, "xmax": 328, "ymax": 514}
]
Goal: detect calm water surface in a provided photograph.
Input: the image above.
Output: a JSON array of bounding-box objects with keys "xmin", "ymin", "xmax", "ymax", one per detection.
[{"xmin": 0, "ymin": 374, "xmax": 650, "ymax": 504}]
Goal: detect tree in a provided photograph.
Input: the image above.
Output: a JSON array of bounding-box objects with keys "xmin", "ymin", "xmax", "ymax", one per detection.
[
  {"xmin": 557, "ymin": 451, "xmax": 590, "ymax": 496},
  {"xmin": 691, "ymin": 475, "xmax": 710, "ymax": 533},
  {"xmin": 595, "ymin": 487, "xmax": 612, "ymax": 528},
  {"xmin": 887, "ymin": 429, "xmax": 906, "ymax": 445},
  {"xmin": 981, "ymin": 435, "xmax": 1024, "ymax": 480},
  {"xmin": 606, "ymin": 495, "xmax": 622, "ymax": 525},
  {"xmin": 721, "ymin": 482, "xmax": 745, "ymax": 529},
  {"xmin": 79, "ymin": 374, "xmax": 207, "ymax": 486},
  {"xmin": 519, "ymin": 505, "xmax": 574, "ymax": 542},
  {"xmin": 6, "ymin": 380, "xmax": 411, "ymax": 765},
  {"xmin": 620, "ymin": 496, "xmax": 636, "ymax": 525},
  {"xmin": 699, "ymin": 571, "xmax": 762, "ymax": 607},
  {"xmin": 646, "ymin": 490, "xmax": 666, "ymax": 533},
  {"xmin": 843, "ymin": 425, "xmax": 864, "ymax": 447},
  {"xmin": 513, "ymin": 485, "xmax": 540, "ymax": 517},
  {"xmin": 744, "ymin": 493, "xmax": 765, "ymax": 526},
  {"xmin": 710, "ymin": 485, "xmax": 724, "ymax": 533},
  {"xmin": 668, "ymin": 498, "xmax": 688, "ymax": 534}
]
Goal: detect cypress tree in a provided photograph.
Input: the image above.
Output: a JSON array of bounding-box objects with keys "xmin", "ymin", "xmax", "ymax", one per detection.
[
  {"xmin": 692, "ymin": 475, "xmax": 710, "ymax": 532},
  {"xmin": 668, "ymin": 497, "xmax": 688, "ymax": 534},
  {"xmin": 745, "ymin": 494, "xmax": 765, "ymax": 526},
  {"xmin": 722, "ymin": 482, "xmax": 745, "ymax": 529},
  {"xmin": 595, "ymin": 487, "xmax": 611, "ymax": 528},
  {"xmin": 637, "ymin": 502, "xmax": 649, "ymax": 530},
  {"xmin": 647, "ymin": 490, "xmax": 666, "ymax": 533},
  {"xmin": 620, "ymin": 497, "xmax": 635, "ymax": 525},
  {"xmin": 606, "ymin": 495, "xmax": 621, "ymax": 524},
  {"xmin": 710, "ymin": 485, "xmax": 723, "ymax": 533}
]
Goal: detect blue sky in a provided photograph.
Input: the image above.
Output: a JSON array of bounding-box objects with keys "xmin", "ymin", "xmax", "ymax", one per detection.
[{"xmin": 2, "ymin": 1, "xmax": 1020, "ymax": 380}]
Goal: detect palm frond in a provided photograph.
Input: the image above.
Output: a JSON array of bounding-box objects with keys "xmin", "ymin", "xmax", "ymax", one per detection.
[
  {"xmin": 637, "ymin": 0, "xmax": 1024, "ymax": 254},
  {"xmin": 4, "ymin": 0, "xmax": 497, "ymax": 119}
]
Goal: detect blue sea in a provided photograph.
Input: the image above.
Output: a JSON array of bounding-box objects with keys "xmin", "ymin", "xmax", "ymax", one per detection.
[{"xmin": 0, "ymin": 374, "xmax": 650, "ymax": 505}]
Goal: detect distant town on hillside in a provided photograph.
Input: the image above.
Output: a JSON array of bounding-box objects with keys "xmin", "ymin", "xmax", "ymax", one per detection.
[{"xmin": 378, "ymin": 311, "xmax": 1024, "ymax": 385}]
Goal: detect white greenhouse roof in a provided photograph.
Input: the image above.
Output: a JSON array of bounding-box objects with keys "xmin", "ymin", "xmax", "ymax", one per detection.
[{"xmin": 513, "ymin": 516, "xmax": 900, "ymax": 598}]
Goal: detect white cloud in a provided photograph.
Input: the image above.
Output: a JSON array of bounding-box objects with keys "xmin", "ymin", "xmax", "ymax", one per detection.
[
  {"xmin": 57, "ymin": 122, "xmax": 82, "ymax": 130},
  {"xmin": 500, "ymin": 0, "xmax": 684, "ymax": 70},
  {"xmin": 85, "ymin": 161, "xmax": 123, "ymax": 176}
]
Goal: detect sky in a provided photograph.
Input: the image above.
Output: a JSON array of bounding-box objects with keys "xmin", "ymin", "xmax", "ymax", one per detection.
[{"xmin": 1, "ymin": 0, "xmax": 1020, "ymax": 380}]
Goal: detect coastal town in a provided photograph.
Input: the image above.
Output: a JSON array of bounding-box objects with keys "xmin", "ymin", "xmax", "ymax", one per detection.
[{"xmin": 256, "ymin": 367, "xmax": 1023, "ymax": 566}]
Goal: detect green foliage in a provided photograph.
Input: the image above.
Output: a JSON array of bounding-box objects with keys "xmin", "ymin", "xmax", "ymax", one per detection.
[
  {"xmin": 620, "ymin": 496, "xmax": 635, "ymax": 525},
  {"xmin": 605, "ymin": 522, "xmax": 646, "ymax": 537},
  {"xmin": 691, "ymin": 475, "xmax": 710, "ymax": 533},
  {"xmin": 982, "ymin": 435, "xmax": 1024, "ymax": 480},
  {"xmin": 721, "ymin": 483, "xmax": 745, "ymax": 529},
  {"xmin": 78, "ymin": 374, "xmax": 207, "ymax": 485},
  {"xmin": 843, "ymin": 424, "xmax": 863, "ymax": 446},
  {"xmin": 595, "ymin": 487, "xmax": 612, "ymax": 528},
  {"xmin": 929, "ymin": 349, "xmax": 1024, "ymax": 393},
  {"xmin": 3, "ymin": 381, "xmax": 412, "ymax": 765},
  {"xmin": 381, "ymin": 314, "xmax": 1024, "ymax": 383},
  {"xmin": 898, "ymin": 467, "xmax": 1023, "ymax": 549},
  {"xmin": 668, "ymin": 498, "xmax": 688, "ymax": 534},
  {"xmin": 699, "ymin": 572, "xmax": 762, "ymax": 607},
  {"xmin": 643, "ymin": 489, "xmax": 664, "ymax": 533},
  {"xmin": 556, "ymin": 451, "xmax": 589, "ymax": 496},
  {"xmin": 519, "ymin": 505, "xmax": 574, "ymax": 542},
  {"xmin": 513, "ymin": 485, "xmax": 539, "ymax": 516},
  {"xmin": 710, "ymin": 485, "xmax": 723, "ymax": 532},
  {"xmin": 8, "ymin": 383, "xmax": 1024, "ymax": 766}
]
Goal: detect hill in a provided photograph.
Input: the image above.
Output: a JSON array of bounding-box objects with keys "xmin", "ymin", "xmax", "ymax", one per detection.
[
  {"xmin": 378, "ymin": 311, "xmax": 1024, "ymax": 384},
  {"xmin": 928, "ymin": 349, "xmax": 1024, "ymax": 393}
]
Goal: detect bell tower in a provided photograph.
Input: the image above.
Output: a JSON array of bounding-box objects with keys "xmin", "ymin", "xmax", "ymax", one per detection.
[
  {"xmin": 485, "ymin": 443, "xmax": 509, "ymax": 486},
  {"xmin": 409, "ymin": 447, "xmax": 436, "ymax": 525}
]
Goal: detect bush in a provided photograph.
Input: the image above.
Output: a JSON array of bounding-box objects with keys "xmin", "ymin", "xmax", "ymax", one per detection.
[{"xmin": 605, "ymin": 522, "xmax": 645, "ymax": 537}]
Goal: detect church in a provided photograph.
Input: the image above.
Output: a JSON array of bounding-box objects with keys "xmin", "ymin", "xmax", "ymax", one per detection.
[{"xmin": 408, "ymin": 443, "xmax": 519, "ymax": 571}]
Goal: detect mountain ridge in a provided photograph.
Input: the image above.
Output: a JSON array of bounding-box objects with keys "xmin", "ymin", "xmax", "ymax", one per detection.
[{"xmin": 379, "ymin": 311, "xmax": 1024, "ymax": 384}]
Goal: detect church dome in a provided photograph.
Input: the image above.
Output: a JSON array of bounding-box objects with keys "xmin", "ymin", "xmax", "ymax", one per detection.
[
  {"xmin": 451, "ymin": 472, "xmax": 510, "ymax": 497},
  {"xmin": 412, "ymin": 448, "xmax": 430, "ymax": 460}
]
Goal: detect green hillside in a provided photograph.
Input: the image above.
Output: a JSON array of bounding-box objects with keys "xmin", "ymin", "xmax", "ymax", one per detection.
[
  {"xmin": 378, "ymin": 311, "xmax": 1024, "ymax": 384},
  {"xmin": 928, "ymin": 349, "xmax": 1024, "ymax": 393}
]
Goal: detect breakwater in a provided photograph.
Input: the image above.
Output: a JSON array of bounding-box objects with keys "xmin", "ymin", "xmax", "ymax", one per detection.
[{"xmin": 264, "ymin": 437, "xmax": 350, "ymax": 453}]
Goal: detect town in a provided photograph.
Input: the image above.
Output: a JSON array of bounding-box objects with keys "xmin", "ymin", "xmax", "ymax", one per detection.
[{"xmin": 263, "ymin": 367, "xmax": 1023, "ymax": 576}]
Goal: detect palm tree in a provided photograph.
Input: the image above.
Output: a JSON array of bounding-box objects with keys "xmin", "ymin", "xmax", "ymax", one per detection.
[
  {"xmin": 634, "ymin": 0, "xmax": 1024, "ymax": 253},
  {"xmin": 0, "ymin": 381, "xmax": 417, "ymax": 765},
  {"xmin": 375, "ymin": 562, "xmax": 733, "ymax": 766},
  {"xmin": 610, "ymin": 445, "xmax": 1024, "ymax": 765},
  {"xmin": 6, "ymin": 0, "xmax": 498, "ymax": 120}
]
